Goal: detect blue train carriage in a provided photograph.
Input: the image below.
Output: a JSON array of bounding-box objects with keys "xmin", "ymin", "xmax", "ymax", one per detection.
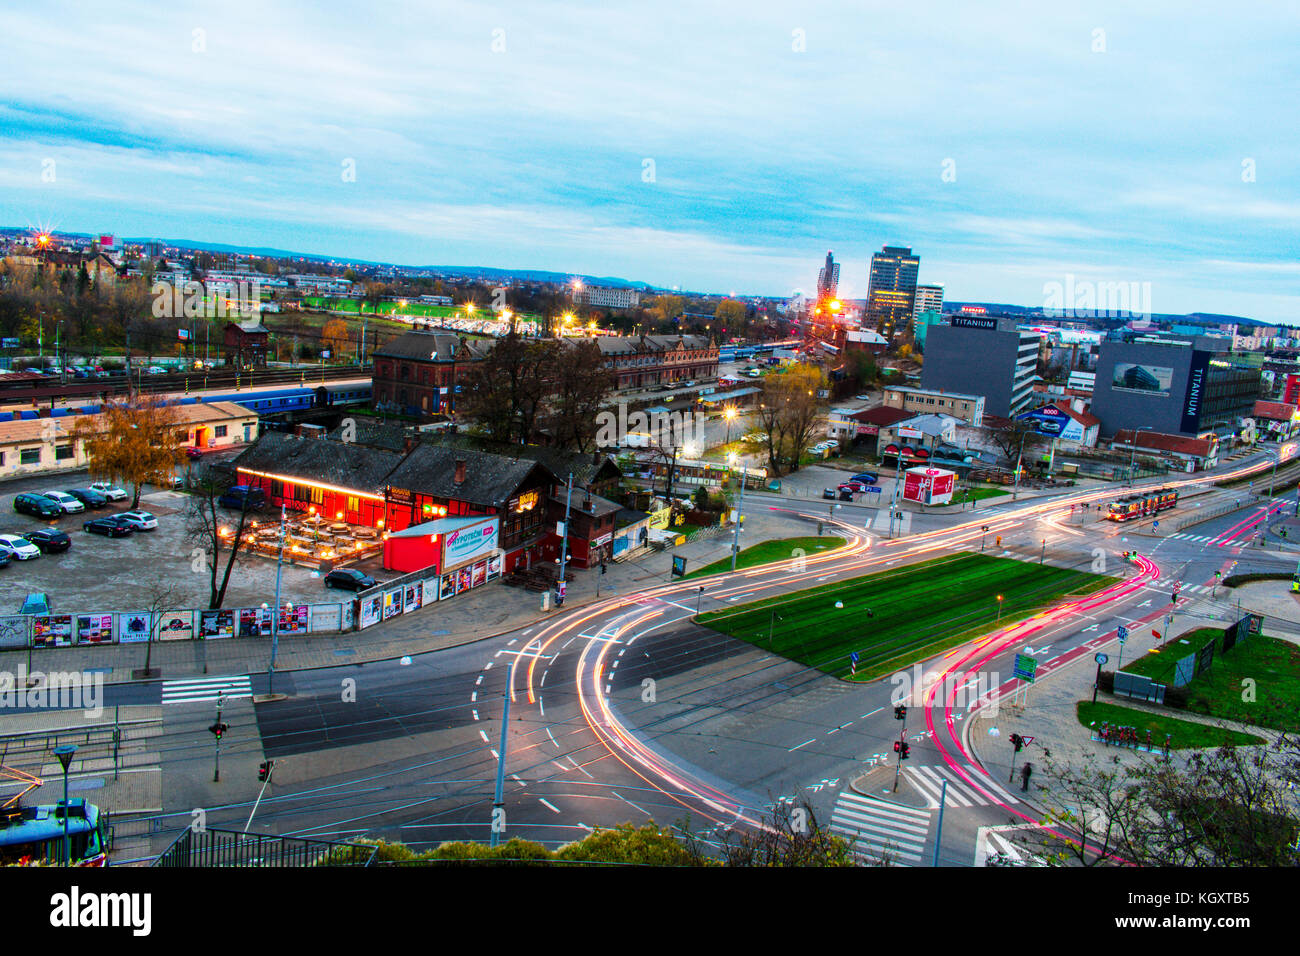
[
  {"xmin": 0, "ymin": 794, "xmax": 113, "ymax": 867},
  {"xmin": 314, "ymin": 382, "xmax": 373, "ymax": 408},
  {"xmin": 200, "ymin": 386, "xmax": 316, "ymax": 415}
]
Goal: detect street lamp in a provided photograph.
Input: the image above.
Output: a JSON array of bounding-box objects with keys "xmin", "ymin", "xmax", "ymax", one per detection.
[
  {"xmin": 53, "ymin": 744, "xmax": 77, "ymax": 865},
  {"xmin": 724, "ymin": 405, "xmax": 738, "ymax": 446},
  {"xmin": 996, "ymin": 594, "xmax": 1004, "ymax": 622},
  {"xmin": 1128, "ymin": 425, "xmax": 1154, "ymax": 487}
]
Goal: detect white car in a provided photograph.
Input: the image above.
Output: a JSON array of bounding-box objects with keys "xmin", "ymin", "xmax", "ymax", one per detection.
[
  {"xmin": 42, "ymin": 490, "xmax": 86, "ymax": 514},
  {"xmin": 117, "ymin": 510, "xmax": 158, "ymax": 531},
  {"xmin": 89, "ymin": 482, "xmax": 128, "ymax": 502},
  {"xmin": 0, "ymin": 534, "xmax": 41, "ymax": 560}
]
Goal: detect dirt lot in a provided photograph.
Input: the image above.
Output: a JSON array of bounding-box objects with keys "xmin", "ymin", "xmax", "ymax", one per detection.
[{"xmin": 0, "ymin": 486, "xmax": 385, "ymax": 617}]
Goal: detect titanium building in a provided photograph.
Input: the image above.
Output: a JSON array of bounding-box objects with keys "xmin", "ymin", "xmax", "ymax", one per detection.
[
  {"xmin": 920, "ymin": 315, "xmax": 1040, "ymax": 418},
  {"xmin": 865, "ymin": 245, "xmax": 920, "ymax": 341},
  {"xmin": 1087, "ymin": 337, "xmax": 1261, "ymax": 438}
]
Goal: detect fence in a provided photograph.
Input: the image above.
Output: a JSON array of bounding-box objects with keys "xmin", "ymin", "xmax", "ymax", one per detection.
[
  {"xmin": 0, "ymin": 601, "xmax": 355, "ymax": 652},
  {"xmin": 152, "ymin": 827, "xmax": 376, "ymax": 868}
]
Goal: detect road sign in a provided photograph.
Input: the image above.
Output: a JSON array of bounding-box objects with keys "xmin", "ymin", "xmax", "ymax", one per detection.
[
  {"xmin": 1095, "ymin": 652, "xmax": 1109, "ymax": 665},
  {"xmin": 671, "ymin": 556, "xmax": 687, "ymax": 577},
  {"xmin": 1116, "ymin": 625, "xmax": 1128, "ymax": 644},
  {"xmin": 1013, "ymin": 653, "xmax": 1038, "ymax": 682},
  {"xmin": 1021, "ymin": 736, "xmax": 1034, "ymax": 746},
  {"xmin": 850, "ymin": 651, "xmax": 859, "ymax": 662},
  {"xmin": 865, "ymin": 486, "xmax": 882, "ymax": 493}
]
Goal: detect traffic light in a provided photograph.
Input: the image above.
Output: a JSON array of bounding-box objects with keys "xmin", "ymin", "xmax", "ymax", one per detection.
[
  {"xmin": 258, "ymin": 760, "xmax": 274, "ymax": 782},
  {"xmin": 209, "ymin": 721, "xmax": 229, "ymax": 740},
  {"xmin": 899, "ymin": 742, "xmax": 911, "ymax": 760},
  {"xmin": 893, "ymin": 740, "xmax": 901, "ymax": 753},
  {"xmin": 894, "ymin": 704, "xmax": 907, "ymax": 720},
  {"xmin": 995, "ymin": 536, "xmax": 1002, "ymax": 547},
  {"xmin": 1009, "ymin": 733, "xmax": 1024, "ymax": 752}
]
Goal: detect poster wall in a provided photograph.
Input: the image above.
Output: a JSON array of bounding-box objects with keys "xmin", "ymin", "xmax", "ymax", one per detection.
[
  {"xmin": 0, "ymin": 616, "xmax": 28, "ymax": 650},
  {"xmin": 383, "ymin": 588, "xmax": 403, "ymax": 620},
  {"xmin": 117, "ymin": 612, "xmax": 152, "ymax": 644},
  {"xmin": 278, "ymin": 604, "xmax": 309, "ymax": 635},
  {"xmin": 403, "ymin": 582, "xmax": 422, "ymax": 613},
  {"xmin": 158, "ymin": 610, "xmax": 195, "ymax": 641},
  {"xmin": 238, "ymin": 607, "xmax": 272, "ymax": 637},
  {"xmin": 200, "ymin": 609, "xmax": 236, "ymax": 640},
  {"xmin": 77, "ymin": 614, "xmax": 115, "ymax": 645},
  {"xmin": 32, "ymin": 615, "xmax": 74, "ymax": 648},
  {"xmin": 359, "ymin": 595, "xmax": 382, "ymax": 629}
]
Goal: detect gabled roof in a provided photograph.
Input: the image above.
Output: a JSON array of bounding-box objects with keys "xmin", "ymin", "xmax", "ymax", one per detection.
[
  {"xmin": 1113, "ymin": 429, "xmax": 1216, "ymax": 458},
  {"xmin": 383, "ymin": 444, "xmax": 556, "ymax": 509},
  {"xmin": 847, "ymin": 405, "xmax": 912, "ymax": 426},
  {"xmin": 1253, "ymin": 400, "xmax": 1296, "ymax": 421},
  {"xmin": 233, "ymin": 431, "xmax": 406, "ymax": 492},
  {"xmin": 372, "ymin": 330, "xmax": 491, "ymax": 363}
]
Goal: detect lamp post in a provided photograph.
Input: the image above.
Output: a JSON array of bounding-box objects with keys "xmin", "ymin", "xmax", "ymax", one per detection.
[
  {"xmin": 724, "ymin": 405, "xmax": 737, "ymax": 447},
  {"xmin": 268, "ymin": 504, "xmax": 286, "ymax": 694},
  {"xmin": 729, "ymin": 453, "xmax": 746, "ymax": 572},
  {"xmin": 1128, "ymin": 425, "xmax": 1153, "ymax": 487},
  {"xmin": 996, "ymin": 594, "xmax": 1004, "ymax": 622},
  {"xmin": 53, "ymin": 744, "xmax": 77, "ymax": 866}
]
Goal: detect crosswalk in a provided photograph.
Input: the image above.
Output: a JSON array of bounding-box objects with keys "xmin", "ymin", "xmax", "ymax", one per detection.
[
  {"xmin": 906, "ymin": 764, "xmax": 1020, "ymax": 808},
  {"xmin": 830, "ymin": 791, "xmax": 932, "ymax": 865},
  {"xmin": 1145, "ymin": 575, "xmax": 1215, "ymax": 595},
  {"xmin": 161, "ymin": 675, "xmax": 252, "ymax": 705}
]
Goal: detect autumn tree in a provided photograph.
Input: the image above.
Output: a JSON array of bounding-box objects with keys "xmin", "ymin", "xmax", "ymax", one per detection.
[
  {"xmin": 713, "ymin": 299, "xmax": 747, "ymax": 337},
  {"xmin": 546, "ymin": 339, "xmax": 617, "ymax": 452},
  {"xmin": 756, "ymin": 364, "xmax": 828, "ymax": 475},
  {"xmin": 72, "ymin": 397, "xmax": 187, "ymax": 509},
  {"xmin": 458, "ymin": 331, "xmax": 551, "ymax": 444},
  {"xmin": 322, "ymin": 318, "xmax": 350, "ymax": 361}
]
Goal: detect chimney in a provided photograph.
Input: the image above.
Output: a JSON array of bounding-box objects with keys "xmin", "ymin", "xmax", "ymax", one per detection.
[
  {"xmin": 404, "ymin": 435, "xmax": 416, "ymax": 454},
  {"xmin": 454, "ymin": 458, "xmax": 466, "ymax": 485}
]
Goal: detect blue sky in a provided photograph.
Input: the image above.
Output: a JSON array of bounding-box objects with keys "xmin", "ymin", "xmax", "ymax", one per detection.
[{"xmin": 2, "ymin": 1, "xmax": 1298, "ymax": 321}]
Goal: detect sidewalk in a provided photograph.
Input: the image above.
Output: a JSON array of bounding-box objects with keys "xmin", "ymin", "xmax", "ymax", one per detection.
[{"xmin": 0, "ymin": 509, "xmax": 806, "ymax": 684}]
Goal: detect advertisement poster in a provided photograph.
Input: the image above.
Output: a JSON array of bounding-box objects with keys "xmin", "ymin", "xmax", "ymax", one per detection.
[
  {"xmin": 359, "ymin": 595, "xmax": 382, "ymax": 628},
  {"xmin": 77, "ymin": 614, "xmax": 114, "ymax": 645},
  {"xmin": 471, "ymin": 560, "xmax": 486, "ymax": 588},
  {"xmin": 404, "ymin": 582, "xmax": 421, "ymax": 612},
  {"xmin": 382, "ymin": 588, "xmax": 402, "ymax": 619},
  {"xmin": 487, "ymin": 552, "xmax": 503, "ymax": 580},
  {"xmin": 421, "ymin": 576, "xmax": 440, "ymax": 603},
  {"xmin": 158, "ymin": 610, "xmax": 195, "ymax": 641},
  {"xmin": 308, "ymin": 604, "xmax": 341, "ymax": 633},
  {"xmin": 442, "ymin": 517, "xmax": 500, "ymax": 568},
  {"xmin": 439, "ymin": 571, "xmax": 457, "ymax": 600},
  {"xmin": 200, "ymin": 609, "xmax": 235, "ymax": 640},
  {"xmin": 32, "ymin": 615, "xmax": 74, "ymax": 648},
  {"xmin": 0, "ymin": 616, "xmax": 28, "ymax": 650},
  {"xmin": 457, "ymin": 566, "xmax": 472, "ymax": 592},
  {"xmin": 117, "ymin": 612, "xmax": 152, "ymax": 644},
  {"xmin": 278, "ymin": 604, "xmax": 308, "ymax": 634},
  {"xmin": 239, "ymin": 607, "xmax": 272, "ymax": 638},
  {"xmin": 1112, "ymin": 363, "xmax": 1173, "ymax": 395}
]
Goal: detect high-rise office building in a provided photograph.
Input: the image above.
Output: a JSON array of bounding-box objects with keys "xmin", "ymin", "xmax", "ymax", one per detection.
[
  {"xmin": 817, "ymin": 251, "xmax": 840, "ymax": 300},
  {"xmin": 921, "ymin": 316, "xmax": 1041, "ymax": 418},
  {"xmin": 866, "ymin": 245, "xmax": 920, "ymax": 341},
  {"xmin": 912, "ymin": 284, "xmax": 944, "ymax": 322}
]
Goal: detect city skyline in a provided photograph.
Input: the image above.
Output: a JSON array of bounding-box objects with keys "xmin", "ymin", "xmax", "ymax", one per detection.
[{"xmin": 2, "ymin": 3, "xmax": 1297, "ymax": 321}]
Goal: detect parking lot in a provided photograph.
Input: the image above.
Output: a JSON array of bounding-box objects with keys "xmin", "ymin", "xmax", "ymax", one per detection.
[{"xmin": 0, "ymin": 478, "xmax": 384, "ymax": 617}]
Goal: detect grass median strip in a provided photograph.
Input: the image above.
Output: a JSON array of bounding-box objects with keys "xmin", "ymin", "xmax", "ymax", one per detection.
[
  {"xmin": 1076, "ymin": 701, "xmax": 1266, "ymax": 750},
  {"xmin": 697, "ymin": 552, "xmax": 1114, "ymax": 681},
  {"xmin": 681, "ymin": 536, "xmax": 845, "ymax": 580}
]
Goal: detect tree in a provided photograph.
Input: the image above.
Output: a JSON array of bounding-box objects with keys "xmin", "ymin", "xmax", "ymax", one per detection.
[
  {"xmin": 546, "ymin": 339, "xmax": 617, "ymax": 452},
  {"xmin": 321, "ymin": 318, "xmax": 350, "ymax": 361},
  {"xmin": 458, "ymin": 331, "xmax": 550, "ymax": 444},
  {"xmin": 756, "ymin": 364, "xmax": 827, "ymax": 475},
  {"xmin": 713, "ymin": 299, "xmax": 746, "ymax": 336},
  {"xmin": 683, "ymin": 799, "xmax": 887, "ymax": 866},
  {"xmin": 988, "ymin": 416, "xmax": 1043, "ymax": 467},
  {"xmin": 72, "ymin": 397, "xmax": 187, "ymax": 509},
  {"xmin": 187, "ymin": 469, "xmax": 258, "ymax": 610},
  {"xmin": 136, "ymin": 581, "xmax": 181, "ymax": 679},
  {"xmin": 1009, "ymin": 739, "xmax": 1300, "ymax": 867}
]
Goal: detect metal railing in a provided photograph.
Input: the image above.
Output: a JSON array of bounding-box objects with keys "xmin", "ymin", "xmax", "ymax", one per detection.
[{"xmin": 152, "ymin": 827, "xmax": 377, "ymax": 867}]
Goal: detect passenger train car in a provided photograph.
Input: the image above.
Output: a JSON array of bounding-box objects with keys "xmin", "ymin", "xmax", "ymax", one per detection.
[{"xmin": 1106, "ymin": 488, "xmax": 1178, "ymax": 521}]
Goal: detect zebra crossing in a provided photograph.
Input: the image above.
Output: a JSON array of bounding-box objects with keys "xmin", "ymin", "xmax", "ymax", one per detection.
[
  {"xmin": 1145, "ymin": 575, "xmax": 1215, "ymax": 595},
  {"xmin": 906, "ymin": 764, "xmax": 1020, "ymax": 808},
  {"xmin": 830, "ymin": 791, "xmax": 932, "ymax": 865},
  {"xmin": 161, "ymin": 675, "xmax": 252, "ymax": 705},
  {"xmin": 1167, "ymin": 533, "xmax": 1221, "ymax": 545}
]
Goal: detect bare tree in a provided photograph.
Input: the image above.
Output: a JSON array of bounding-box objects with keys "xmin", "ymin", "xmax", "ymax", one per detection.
[
  {"xmin": 135, "ymin": 581, "xmax": 181, "ymax": 679},
  {"xmin": 188, "ymin": 469, "xmax": 258, "ymax": 610}
]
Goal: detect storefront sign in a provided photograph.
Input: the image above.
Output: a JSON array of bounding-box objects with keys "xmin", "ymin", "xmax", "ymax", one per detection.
[{"xmin": 443, "ymin": 517, "xmax": 500, "ymax": 569}]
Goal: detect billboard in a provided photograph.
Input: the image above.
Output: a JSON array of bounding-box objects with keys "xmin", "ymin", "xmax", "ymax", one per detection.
[
  {"xmin": 77, "ymin": 614, "xmax": 114, "ymax": 645},
  {"xmin": 442, "ymin": 517, "xmax": 500, "ymax": 570},
  {"xmin": 200, "ymin": 609, "xmax": 236, "ymax": 640},
  {"xmin": 902, "ymin": 467, "xmax": 956, "ymax": 505},
  {"xmin": 1112, "ymin": 362, "xmax": 1173, "ymax": 395}
]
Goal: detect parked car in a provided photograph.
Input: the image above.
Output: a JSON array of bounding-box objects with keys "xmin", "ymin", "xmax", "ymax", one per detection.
[
  {"xmin": 219, "ymin": 485, "xmax": 266, "ymax": 511},
  {"xmin": 41, "ymin": 490, "xmax": 86, "ymax": 515},
  {"xmin": 13, "ymin": 493, "xmax": 62, "ymax": 519},
  {"xmin": 89, "ymin": 482, "xmax": 129, "ymax": 502},
  {"xmin": 84, "ymin": 515, "xmax": 134, "ymax": 537},
  {"xmin": 839, "ymin": 481, "xmax": 869, "ymax": 493},
  {"xmin": 850, "ymin": 472, "xmax": 879, "ymax": 485},
  {"xmin": 822, "ymin": 487, "xmax": 837, "ymax": 500},
  {"xmin": 324, "ymin": 568, "xmax": 376, "ymax": 591},
  {"xmin": 116, "ymin": 510, "xmax": 158, "ymax": 531},
  {"xmin": 185, "ymin": 447, "xmax": 203, "ymax": 459},
  {"xmin": 838, "ymin": 488, "xmax": 854, "ymax": 501},
  {"xmin": 0, "ymin": 534, "xmax": 43, "ymax": 560},
  {"xmin": 21, "ymin": 529, "xmax": 71, "ymax": 553},
  {"xmin": 19, "ymin": 593, "xmax": 50, "ymax": 615},
  {"xmin": 66, "ymin": 488, "xmax": 109, "ymax": 509}
]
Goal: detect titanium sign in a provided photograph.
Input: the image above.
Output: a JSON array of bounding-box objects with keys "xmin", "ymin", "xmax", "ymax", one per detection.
[
  {"xmin": 442, "ymin": 517, "xmax": 500, "ymax": 569},
  {"xmin": 1180, "ymin": 350, "xmax": 1212, "ymax": 433},
  {"xmin": 951, "ymin": 315, "xmax": 999, "ymax": 331}
]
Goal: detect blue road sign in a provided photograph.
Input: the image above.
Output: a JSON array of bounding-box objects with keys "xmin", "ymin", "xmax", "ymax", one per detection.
[
  {"xmin": 850, "ymin": 651, "xmax": 859, "ymax": 662},
  {"xmin": 1117, "ymin": 625, "xmax": 1128, "ymax": 644},
  {"xmin": 865, "ymin": 487, "xmax": 882, "ymax": 493}
]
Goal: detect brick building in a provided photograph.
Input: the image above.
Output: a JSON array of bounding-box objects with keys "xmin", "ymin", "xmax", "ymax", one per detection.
[{"xmin": 371, "ymin": 331, "xmax": 492, "ymax": 417}]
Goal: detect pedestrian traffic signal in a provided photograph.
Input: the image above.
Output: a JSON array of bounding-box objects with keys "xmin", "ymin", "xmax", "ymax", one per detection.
[
  {"xmin": 258, "ymin": 760, "xmax": 274, "ymax": 782},
  {"xmin": 1009, "ymin": 732, "xmax": 1024, "ymax": 752},
  {"xmin": 893, "ymin": 740, "xmax": 901, "ymax": 752},
  {"xmin": 894, "ymin": 704, "xmax": 907, "ymax": 720},
  {"xmin": 899, "ymin": 742, "xmax": 910, "ymax": 760},
  {"xmin": 209, "ymin": 722, "xmax": 229, "ymax": 740}
]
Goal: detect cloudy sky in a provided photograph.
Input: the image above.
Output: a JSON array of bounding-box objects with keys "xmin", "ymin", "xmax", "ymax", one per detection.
[{"xmin": 2, "ymin": 2, "xmax": 1297, "ymax": 320}]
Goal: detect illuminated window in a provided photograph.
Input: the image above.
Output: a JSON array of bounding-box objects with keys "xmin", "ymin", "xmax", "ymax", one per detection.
[{"xmin": 347, "ymin": 496, "xmax": 359, "ymax": 512}]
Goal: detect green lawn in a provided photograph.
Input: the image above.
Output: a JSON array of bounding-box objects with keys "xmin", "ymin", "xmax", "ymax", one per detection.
[
  {"xmin": 930, "ymin": 486, "xmax": 1007, "ymax": 507},
  {"xmin": 681, "ymin": 536, "xmax": 845, "ymax": 580},
  {"xmin": 1124, "ymin": 629, "xmax": 1300, "ymax": 733},
  {"xmin": 301, "ymin": 296, "xmax": 542, "ymax": 324},
  {"xmin": 1076, "ymin": 701, "xmax": 1266, "ymax": 750},
  {"xmin": 697, "ymin": 552, "xmax": 1114, "ymax": 681}
]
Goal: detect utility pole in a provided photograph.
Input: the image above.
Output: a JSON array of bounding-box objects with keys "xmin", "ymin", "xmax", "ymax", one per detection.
[
  {"xmin": 490, "ymin": 663, "xmax": 513, "ymax": 848},
  {"xmin": 558, "ymin": 473, "xmax": 573, "ymax": 593},
  {"xmin": 730, "ymin": 462, "xmax": 746, "ymax": 571},
  {"xmin": 931, "ymin": 778, "xmax": 948, "ymax": 867},
  {"xmin": 268, "ymin": 505, "xmax": 286, "ymax": 693}
]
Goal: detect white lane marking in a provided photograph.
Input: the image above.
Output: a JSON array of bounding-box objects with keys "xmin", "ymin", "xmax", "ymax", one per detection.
[
  {"xmin": 789, "ymin": 738, "xmax": 816, "ymax": 751},
  {"xmin": 539, "ymin": 799, "xmax": 562, "ymax": 814},
  {"xmin": 479, "ymin": 730, "xmax": 489, "ymax": 742},
  {"xmin": 612, "ymin": 790, "xmax": 649, "ymax": 814}
]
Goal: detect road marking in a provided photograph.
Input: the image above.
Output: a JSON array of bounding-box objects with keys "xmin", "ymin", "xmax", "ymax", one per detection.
[
  {"xmin": 831, "ymin": 792, "xmax": 931, "ymax": 865},
  {"xmin": 546, "ymin": 727, "xmax": 559, "ymax": 749},
  {"xmin": 161, "ymin": 675, "xmax": 251, "ymax": 704},
  {"xmin": 479, "ymin": 730, "xmax": 489, "ymax": 742},
  {"xmin": 472, "ymin": 709, "xmax": 479, "ymax": 720},
  {"xmin": 612, "ymin": 790, "xmax": 649, "ymax": 815},
  {"xmin": 539, "ymin": 798, "xmax": 562, "ymax": 814},
  {"xmin": 789, "ymin": 738, "xmax": 817, "ymax": 751}
]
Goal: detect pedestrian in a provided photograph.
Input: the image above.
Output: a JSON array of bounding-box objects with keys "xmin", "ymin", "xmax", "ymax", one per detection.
[{"xmin": 1020, "ymin": 762, "xmax": 1033, "ymax": 791}]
